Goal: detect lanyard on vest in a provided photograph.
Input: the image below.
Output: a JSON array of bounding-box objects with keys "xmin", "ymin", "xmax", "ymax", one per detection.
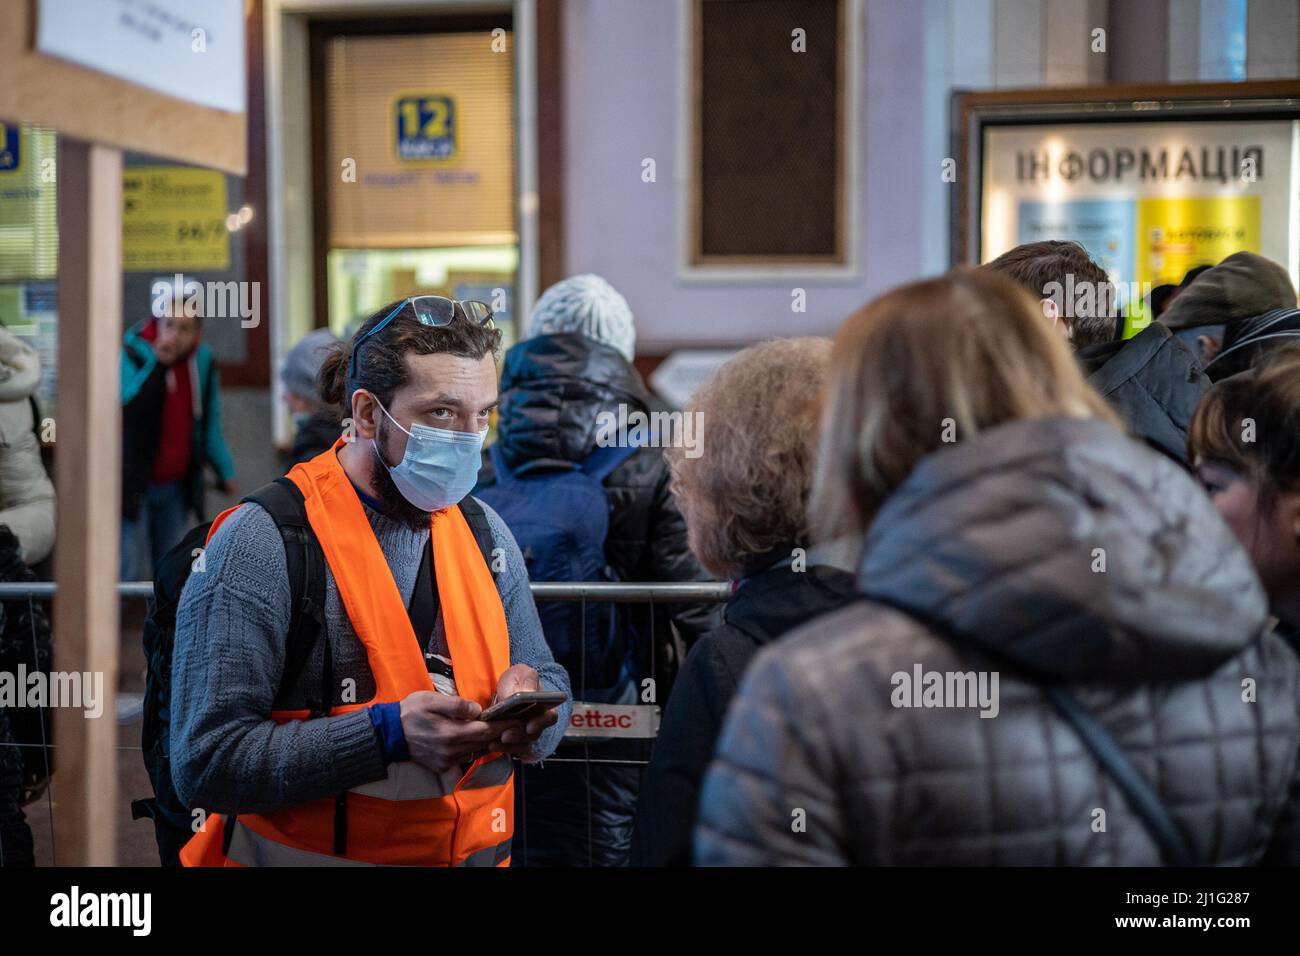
[{"xmin": 408, "ymin": 537, "xmax": 455, "ymax": 681}]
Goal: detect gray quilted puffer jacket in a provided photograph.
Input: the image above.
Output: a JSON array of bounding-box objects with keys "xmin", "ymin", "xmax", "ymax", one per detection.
[{"xmin": 696, "ymin": 417, "xmax": 1300, "ymax": 866}]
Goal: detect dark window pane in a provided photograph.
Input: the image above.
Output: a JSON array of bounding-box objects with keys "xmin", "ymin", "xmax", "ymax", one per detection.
[{"xmin": 697, "ymin": 0, "xmax": 843, "ymax": 262}]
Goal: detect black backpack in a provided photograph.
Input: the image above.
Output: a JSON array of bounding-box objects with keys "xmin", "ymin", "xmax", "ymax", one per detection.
[
  {"xmin": 131, "ymin": 478, "xmax": 498, "ymax": 867},
  {"xmin": 131, "ymin": 478, "xmax": 327, "ymax": 867},
  {"xmin": 475, "ymin": 442, "xmax": 640, "ymax": 696}
]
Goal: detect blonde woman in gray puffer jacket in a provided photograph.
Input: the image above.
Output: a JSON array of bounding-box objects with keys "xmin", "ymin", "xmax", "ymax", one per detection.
[
  {"xmin": 695, "ymin": 270, "xmax": 1300, "ymax": 867},
  {"xmin": 0, "ymin": 327, "xmax": 54, "ymax": 565}
]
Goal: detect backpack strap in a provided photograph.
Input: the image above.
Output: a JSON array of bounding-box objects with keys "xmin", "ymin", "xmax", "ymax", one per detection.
[
  {"xmin": 243, "ymin": 477, "xmax": 329, "ymax": 716},
  {"xmin": 404, "ymin": 499, "xmax": 494, "ymax": 674},
  {"xmin": 490, "ymin": 441, "xmax": 582, "ymax": 481},
  {"xmin": 407, "ymin": 537, "xmax": 439, "ymax": 659},
  {"xmin": 28, "ymin": 395, "xmax": 42, "ymax": 441},
  {"xmin": 487, "ymin": 442, "xmax": 516, "ymax": 485},
  {"xmin": 232, "ymin": 477, "xmax": 336, "ymax": 854},
  {"xmin": 579, "ymin": 442, "xmax": 642, "ymax": 483},
  {"xmin": 456, "ymin": 495, "xmax": 498, "ymax": 573},
  {"xmin": 861, "ymin": 591, "xmax": 1198, "ymax": 867}
]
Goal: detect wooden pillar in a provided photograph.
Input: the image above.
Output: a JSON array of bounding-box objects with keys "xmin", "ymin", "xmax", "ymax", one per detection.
[
  {"xmin": 536, "ymin": 0, "xmax": 565, "ymax": 290},
  {"xmin": 52, "ymin": 138, "xmax": 122, "ymax": 866}
]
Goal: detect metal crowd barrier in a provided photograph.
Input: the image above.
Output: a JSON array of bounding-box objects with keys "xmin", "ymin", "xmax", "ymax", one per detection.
[
  {"xmin": 0, "ymin": 579, "xmax": 731, "ymax": 867},
  {"xmin": 0, "ymin": 581, "xmax": 734, "ymax": 601}
]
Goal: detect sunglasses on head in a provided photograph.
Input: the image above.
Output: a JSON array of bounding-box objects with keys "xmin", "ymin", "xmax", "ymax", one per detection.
[{"xmin": 349, "ymin": 296, "xmax": 495, "ymax": 379}]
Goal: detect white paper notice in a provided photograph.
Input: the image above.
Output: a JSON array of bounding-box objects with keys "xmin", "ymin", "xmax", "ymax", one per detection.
[
  {"xmin": 35, "ymin": 0, "xmax": 245, "ymax": 114},
  {"xmin": 648, "ymin": 350, "xmax": 739, "ymax": 410}
]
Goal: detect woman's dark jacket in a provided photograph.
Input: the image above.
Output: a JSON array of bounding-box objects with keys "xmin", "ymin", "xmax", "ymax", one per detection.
[
  {"xmin": 284, "ymin": 407, "xmax": 343, "ymax": 468},
  {"xmin": 630, "ymin": 561, "xmax": 856, "ymax": 866}
]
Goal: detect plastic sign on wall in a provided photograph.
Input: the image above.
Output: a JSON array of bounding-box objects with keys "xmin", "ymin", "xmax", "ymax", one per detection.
[
  {"xmin": 394, "ymin": 94, "xmax": 458, "ymax": 163},
  {"xmin": 0, "ymin": 123, "xmax": 20, "ymax": 172},
  {"xmin": 564, "ymin": 703, "xmax": 661, "ymax": 740},
  {"xmin": 981, "ymin": 119, "xmax": 1298, "ymax": 337},
  {"xmin": 122, "ymin": 166, "xmax": 230, "ymax": 272}
]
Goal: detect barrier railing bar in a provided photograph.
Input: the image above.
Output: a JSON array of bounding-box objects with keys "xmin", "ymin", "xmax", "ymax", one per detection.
[
  {"xmin": 0, "ymin": 581, "xmax": 734, "ymax": 602},
  {"xmin": 7, "ymin": 582, "xmax": 725, "ymax": 866}
]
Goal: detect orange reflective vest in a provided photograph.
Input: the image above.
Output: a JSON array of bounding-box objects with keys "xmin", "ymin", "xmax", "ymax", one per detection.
[{"xmin": 180, "ymin": 440, "xmax": 514, "ymax": 866}]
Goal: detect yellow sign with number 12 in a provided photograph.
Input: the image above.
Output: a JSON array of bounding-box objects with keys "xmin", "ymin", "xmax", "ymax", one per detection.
[{"xmin": 393, "ymin": 93, "xmax": 458, "ymax": 165}]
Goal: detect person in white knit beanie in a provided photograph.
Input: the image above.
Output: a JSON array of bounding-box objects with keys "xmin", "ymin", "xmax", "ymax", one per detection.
[{"xmin": 526, "ymin": 274, "xmax": 636, "ymax": 362}]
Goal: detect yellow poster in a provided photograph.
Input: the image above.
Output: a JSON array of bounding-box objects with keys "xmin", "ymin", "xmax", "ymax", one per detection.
[
  {"xmin": 1135, "ymin": 196, "xmax": 1260, "ymax": 289},
  {"xmin": 122, "ymin": 166, "xmax": 230, "ymax": 271},
  {"xmin": 0, "ymin": 126, "xmax": 58, "ymax": 281}
]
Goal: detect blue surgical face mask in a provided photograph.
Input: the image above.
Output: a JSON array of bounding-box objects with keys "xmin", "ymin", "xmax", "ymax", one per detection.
[{"xmin": 372, "ymin": 399, "xmax": 486, "ymax": 513}]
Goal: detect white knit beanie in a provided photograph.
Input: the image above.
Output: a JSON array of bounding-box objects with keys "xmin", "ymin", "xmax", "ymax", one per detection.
[{"xmin": 527, "ymin": 274, "xmax": 636, "ymax": 362}]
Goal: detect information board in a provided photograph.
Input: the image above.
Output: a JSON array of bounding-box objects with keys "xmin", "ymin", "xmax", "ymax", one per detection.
[{"xmin": 980, "ymin": 117, "xmax": 1298, "ymax": 336}]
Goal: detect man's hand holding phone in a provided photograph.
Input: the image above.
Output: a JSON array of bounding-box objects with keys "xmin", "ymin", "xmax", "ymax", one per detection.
[
  {"xmin": 399, "ymin": 691, "xmax": 522, "ymax": 773},
  {"xmin": 485, "ymin": 664, "xmax": 563, "ymax": 760}
]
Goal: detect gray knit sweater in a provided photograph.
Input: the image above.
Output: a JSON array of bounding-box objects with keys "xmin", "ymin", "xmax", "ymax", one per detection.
[{"xmin": 170, "ymin": 494, "xmax": 572, "ymax": 815}]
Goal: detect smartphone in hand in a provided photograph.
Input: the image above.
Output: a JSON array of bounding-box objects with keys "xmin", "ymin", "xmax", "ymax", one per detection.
[{"xmin": 477, "ymin": 690, "xmax": 567, "ymax": 723}]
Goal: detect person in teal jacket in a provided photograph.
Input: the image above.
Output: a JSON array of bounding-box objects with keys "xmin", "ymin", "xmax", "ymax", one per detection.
[{"xmin": 120, "ymin": 307, "xmax": 236, "ymax": 579}]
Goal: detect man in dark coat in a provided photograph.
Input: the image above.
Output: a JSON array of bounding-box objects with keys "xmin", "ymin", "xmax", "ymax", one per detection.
[
  {"xmin": 1204, "ymin": 307, "xmax": 1300, "ymax": 382},
  {"xmin": 1161, "ymin": 251, "xmax": 1298, "ymax": 366},
  {"xmin": 475, "ymin": 275, "xmax": 718, "ymax": 866},
  {"xmin": 983, "ymin": 240, "xmax": 1210, "ymax": 465},
  {"xmin": 1075, "ymin": 321, "xmax": 1208, "ymax": 463}
]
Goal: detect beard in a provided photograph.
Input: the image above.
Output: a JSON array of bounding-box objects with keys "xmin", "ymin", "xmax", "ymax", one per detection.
[{"xmin": 369, "ymin": 418, "xmax": 433, "ymax": 530}]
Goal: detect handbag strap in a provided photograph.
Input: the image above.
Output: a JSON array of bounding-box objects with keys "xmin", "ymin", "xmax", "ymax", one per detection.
[
  {"xmin": 1042, "ymin": 684, "xmax": 1196, "ymax": 866},
  {"xmin": 862, "ymin": 592, "xmax": 1198, "ymax": 866}
]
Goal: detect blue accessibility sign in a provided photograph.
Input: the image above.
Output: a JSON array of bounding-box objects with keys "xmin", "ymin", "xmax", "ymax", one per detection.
[{"xmin": 0, "ymin": 123, "xmax": 21, "ymax": 173}]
